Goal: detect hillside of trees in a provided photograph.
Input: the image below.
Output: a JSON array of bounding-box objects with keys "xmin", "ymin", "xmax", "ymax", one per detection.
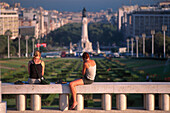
[{"xmin": 43, "ymin": 23, "xmax": 124, "ymax": 47}]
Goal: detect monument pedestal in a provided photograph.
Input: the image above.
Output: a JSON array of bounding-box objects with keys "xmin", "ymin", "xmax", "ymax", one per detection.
[{"xmin": 0, "ymin": 102, "xmax": 7, "ymax": 113}]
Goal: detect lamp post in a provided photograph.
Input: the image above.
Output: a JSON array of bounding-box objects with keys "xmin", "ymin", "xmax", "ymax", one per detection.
[
  {"xmin": 38, "ymin": 39, "xmax": 40, "ymax": 51},
  {"xmin": 131, "ymin": 38, "xmax": 134, "ymax": 56},
  {"xmin": 25, "ymin": 35, "xmax": 29, "ymax": 58},
  {"xmin": 151, "ymin": 30, "xmax": 155, "ymax": 57},
  {"xmin": 142, "ymin": 33, "xmax": 146, "ymax": 57},
  {"xmin": 135, "ymin": 36, "xmax": 139, "ymax": 58},
  {"xmin": 126, "ymin": 39, "xmax": 129, "ymax": 53},
  {"xmin": 18, "ymin": 35, "xmax": 21, "ymax": 58},
  {"xmin": 5, "ymin": 30, "xmax": 12, "ymax": 58},
  {"xmin": 32, "ymin": 39, "xmax": 35, "ymax": 57},
  {"xmin": 162, "ymin": 25, "xmax": 167, "ymax": 58},
  {"xmin": 7, "ymin": 34, "xmax": 10, "ymax": 58}
]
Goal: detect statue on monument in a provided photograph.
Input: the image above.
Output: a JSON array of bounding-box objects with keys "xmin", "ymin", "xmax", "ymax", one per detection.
[{"xmin": 82, "ymin": 8, "xmax": 86, "ymax": 17}]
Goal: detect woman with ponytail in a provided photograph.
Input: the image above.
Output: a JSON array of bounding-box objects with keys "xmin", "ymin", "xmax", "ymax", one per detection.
[{"xmin": 28, "ymin": 50, "xmax": 45, "ymax": 84}]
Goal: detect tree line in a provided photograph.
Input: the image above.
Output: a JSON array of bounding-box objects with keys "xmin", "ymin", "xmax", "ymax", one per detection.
[
  {"xmin": 137, "ymin": 32, "xmax": 170, "ymax": 57},
  {"xmin": 43, "ymin": 23, "xmax": 124, "ymax": 47},
  {"xmin": 0, "ymin": 23, "xmax": 169, "ymax": 58}
]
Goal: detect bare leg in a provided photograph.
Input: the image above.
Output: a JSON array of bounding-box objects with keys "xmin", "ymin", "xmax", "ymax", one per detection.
[{"xmin": 69, "ymin": 79, "xmax": 84, "ymax": 110}]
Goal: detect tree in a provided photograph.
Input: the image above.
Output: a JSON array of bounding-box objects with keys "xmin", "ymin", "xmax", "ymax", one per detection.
[
  {"xmin": 45, "ymin": 23, "xmax": 124, "ymax": 49},
  {"xmin": 138, "ymin": 32, "xmax": 170, "ymax": 57}
]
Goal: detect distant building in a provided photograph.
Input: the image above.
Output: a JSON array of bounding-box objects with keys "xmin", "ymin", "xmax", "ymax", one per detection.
[
  {"xmin": 0, "ymin": 2, "xmax": 10, "ymax": 9},
  {"xmin": 19, "ymin": 26, "xmax": 36, "ymax": 37},
  {"xmin": 0, "ymin": 9, "xmax": 19, "ymax": 39},
  {"xmin": 159, "ymin": 1, "xmax": 170, "ymax": 7},
  {"xmin": 117, "ymin": 5, "xmax": 138, "ymax": 31},
  {"xmin": 119, "ymin": 2, "xmax": 170, "ymax": 38},
  {"xmin": 126, "ymin": 10, "xmax": 170, "ymax": 37}
]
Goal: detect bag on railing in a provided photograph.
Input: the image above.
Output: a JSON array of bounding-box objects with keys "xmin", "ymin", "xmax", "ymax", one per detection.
[
  {"xmin": 40, "ymin": 76, "xmax": 50, "ymax": 85},
  {"xmin": 32, "ymin": 60, "xmax": 50, "ymax": 85},
  {"xmin": 14, "ymin": 80, "xmax": 24, "ymax": 85},
  {"xmin": 55, "ymin": 79, "xmax": 67, "ymax": 84}
]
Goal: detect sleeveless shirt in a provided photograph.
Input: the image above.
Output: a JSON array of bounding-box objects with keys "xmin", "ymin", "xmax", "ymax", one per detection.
[
  {"xmin": 29, "ymin": 61, "xmax": 42, "ymax": 79},
  {"xmin": 85, "ymin": 63, "xmax": 96, "ymax": 80}
]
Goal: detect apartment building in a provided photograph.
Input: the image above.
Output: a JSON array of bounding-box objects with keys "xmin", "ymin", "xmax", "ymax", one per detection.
[
  {"xmin": 0, "ymin": 9, "xmax": 19, "ymax": 39},
  {"xmin": 126, "ymin": 10, "xmax": 170, "ymax": 37}
]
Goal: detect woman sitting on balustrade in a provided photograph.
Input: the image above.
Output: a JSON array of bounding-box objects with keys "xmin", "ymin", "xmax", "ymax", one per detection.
[
  {"xmin": 69, "ymin": 52, "xmax": 96, "ymax": 110},
  {"xmin": 28, "ymin": 50, "xmax": 45, "ymax": 84}
]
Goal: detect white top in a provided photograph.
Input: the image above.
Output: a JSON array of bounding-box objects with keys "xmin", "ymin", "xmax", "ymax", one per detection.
[{"xmin": 85, "ymin": 64, "xmax": 96, "ymax": 80}]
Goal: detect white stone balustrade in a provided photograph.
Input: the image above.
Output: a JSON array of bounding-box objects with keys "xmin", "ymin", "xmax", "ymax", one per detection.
[
  {"xmin": 1, "ymin": 82, "xmax": 170, "ymax": 112},
  {"xmin": 0, "ymin": 81, "xmax": 7, "ymax": 113}
]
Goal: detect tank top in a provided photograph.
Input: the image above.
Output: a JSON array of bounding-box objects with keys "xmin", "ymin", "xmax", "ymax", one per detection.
[
  {"xmin": 29, "ymin": 61, "xmax": 42, "ymax": 79},
  {"xmin": 85, "ymin": 63, "xmax": 96, "ymax": 80}
]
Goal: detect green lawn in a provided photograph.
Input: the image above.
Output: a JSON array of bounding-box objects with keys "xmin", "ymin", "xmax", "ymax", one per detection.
[{"xmin": 112, "ymin": 58, "xmax": 170, "ymax": 81}]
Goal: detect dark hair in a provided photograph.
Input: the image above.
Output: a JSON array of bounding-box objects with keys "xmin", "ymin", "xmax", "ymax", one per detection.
[
  {"xmin": 82, "ymin": 52, "xmax": 90, "ymax": 59},
  {"xmin": 32, "ymin": 50, "xmax": 41, "ymax": 60}
]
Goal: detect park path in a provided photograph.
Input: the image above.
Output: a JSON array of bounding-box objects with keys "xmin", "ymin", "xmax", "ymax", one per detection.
[{"xmin": 0, "ymin": 66, "xmax": 16, "ymax": 70}]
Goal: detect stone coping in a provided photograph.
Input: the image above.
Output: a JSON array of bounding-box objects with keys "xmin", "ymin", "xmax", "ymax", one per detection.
[
  {"xmin": 2, "ymin": 82, "xmax": 170, "ymax": 94},
  {"xmin": 6, "ymin": 109, "xmax": 170, "ymax": 113}
]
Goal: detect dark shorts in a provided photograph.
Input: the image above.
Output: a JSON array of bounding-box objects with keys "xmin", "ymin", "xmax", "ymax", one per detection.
[{"xmin": 82, "ymin": 77, "xmax": 94, "ymax": 85}]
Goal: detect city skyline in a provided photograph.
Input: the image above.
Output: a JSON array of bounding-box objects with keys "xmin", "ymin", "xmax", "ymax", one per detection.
[{"xmin": 1, "ymin": 0, "xmax": 160, "ymax": 12}]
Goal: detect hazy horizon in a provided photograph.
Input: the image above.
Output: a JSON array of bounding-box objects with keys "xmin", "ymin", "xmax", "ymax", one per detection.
[{"xmin": 1, "ymin": 0, "xmax": 161, "ymax": 12}]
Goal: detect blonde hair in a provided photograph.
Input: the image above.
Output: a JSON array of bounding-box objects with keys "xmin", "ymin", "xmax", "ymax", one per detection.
[{"xmin": 32, "ymin": 50, "xmax": 41, "ymax": 60}]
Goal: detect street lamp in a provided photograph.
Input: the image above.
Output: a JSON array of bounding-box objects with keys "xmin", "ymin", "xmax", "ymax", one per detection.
[
  {"xmin": 5, "ymin": 30, "xmax": 12, "ymax": 58},
  {"xmin": 25, "ymin": 35, "xmax": 29, "ymax": 58},
  {"xmin": 18, "ymin": 35, "xmax": 21, "ymax": 58},
  {"xmin": 142, "ymin": 33, "xmax": 146, "ymax": 57},
  {"xmin": 38, "ymin": 39, "xmax": 40, "ymax": 51},
  {"xmin": 131, "ymin": 38, "xmax": 134, "ymax": 56},
  {"xmin": 151, "ymin": 30, "xmax": 155, "ymax": 57},
  {"xmin": 32, "ymin": 38, "xmax": 35, "ymax": 57},
  {"xmin": 135, "ymin": 36, "xmax": 139, "ymax": 58},
  {"xmin": 162, "ymin": 25, "xmax": 167, "ymax": 58},
  {"xmin": 126, "ymin": 39, "xmax": 130, "ymax": 53}
]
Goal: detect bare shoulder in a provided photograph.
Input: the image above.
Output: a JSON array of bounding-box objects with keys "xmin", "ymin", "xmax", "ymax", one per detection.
[
  {"xmin": 41, "ymin": 60, "xmax": 45, "ymax": 65},
  {"xmin": 90, "ymin": 60, "xmax": 96, "ymax": 66},
  {"xmin": 91, "ymin": 60, "xmax": 96, "ymax": 63}
]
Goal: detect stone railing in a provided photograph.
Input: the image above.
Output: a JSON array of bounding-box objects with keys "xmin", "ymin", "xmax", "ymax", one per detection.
[
  {"xmin": 0, "ymin": 81, "xmax": 6, "ymax": 113},
  {"xmin": 1, "ymin": 82, "xmax": 170, "ymax": 112}
]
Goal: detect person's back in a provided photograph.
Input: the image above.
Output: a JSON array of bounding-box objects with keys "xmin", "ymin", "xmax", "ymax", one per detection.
[
  {"xmin": 85, "ymin": 60, "xmax": 96, "ymax": 81},
  {"xmin": 29, "ymin": 60, "xmax": 42, "ymax": 79}
]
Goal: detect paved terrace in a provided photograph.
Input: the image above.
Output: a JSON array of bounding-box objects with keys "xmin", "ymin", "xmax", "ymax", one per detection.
[{"xmin": 0, "ymin": 82, "xmax": 170, "ymax": 113}]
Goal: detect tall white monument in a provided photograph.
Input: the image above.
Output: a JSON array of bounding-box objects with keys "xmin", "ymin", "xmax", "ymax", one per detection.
[
  {"xmin": 97, "ymin": 41, "xmax": 101, "ymax": 54},
  {"xmin": 39, "ymin": 10, "xmax": 45, "ymax": 38},
  {"xmin": 81, "ymin": 8, "xmax": 93, "ymax": 52},
  {"xmin": 69, "ymin": 42, "xmax": 73, "ymax": 54}
]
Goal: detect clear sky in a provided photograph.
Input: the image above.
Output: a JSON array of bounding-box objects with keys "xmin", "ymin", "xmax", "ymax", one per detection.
[{"xmin": 1, "ymin": 0, "xmax": 161, "ymax": 12}]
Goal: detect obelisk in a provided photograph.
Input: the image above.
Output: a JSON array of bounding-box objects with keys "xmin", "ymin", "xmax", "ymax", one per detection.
[
  {"xmin": 97, "ymin": 41, "xmax": 101, "ymax": 54},
  {"xmin": 81, "ymin": 8, "xmax": 93, "ymax": 52}
]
